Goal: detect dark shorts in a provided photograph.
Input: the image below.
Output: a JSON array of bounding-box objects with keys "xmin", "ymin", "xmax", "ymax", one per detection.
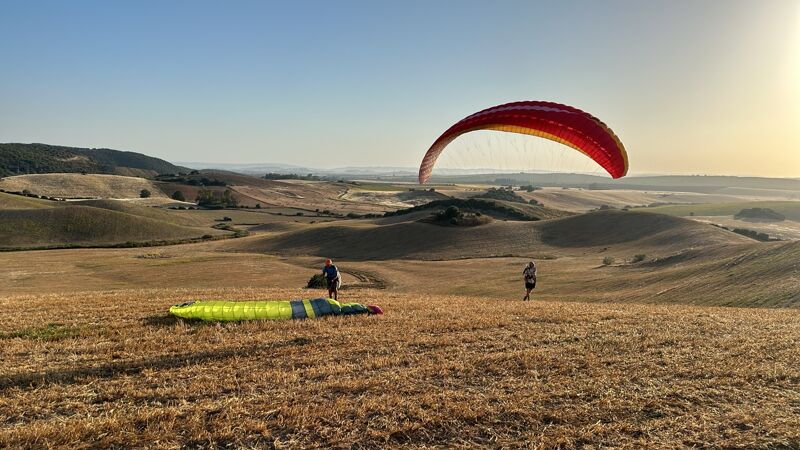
[
  {"xmin": 327, "ymin": 278, "xmax": 340, "ymax": 291},
  {"xmin": 525, "ymin": 280, "xmax": 536, "ymax": 290}
]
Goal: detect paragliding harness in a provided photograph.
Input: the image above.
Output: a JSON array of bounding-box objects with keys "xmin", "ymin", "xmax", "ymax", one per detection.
[
  {"xmin": 524, "ymin": 265, "xmax": 537, "ymax": 290},
  {"xmin": 323, "ymin": 265, "xmax": 341, "ymax": 291}
]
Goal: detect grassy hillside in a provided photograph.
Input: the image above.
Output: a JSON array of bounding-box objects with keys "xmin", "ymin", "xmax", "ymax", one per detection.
[
  {"xmin": 73, "ymin": 199, "xmax": 204, "ymax": 227},
  {"xmin": 537, "ymin": 210, "xmax": 750, "ymax": 248},
  {"xmin": 0, "ymin": 143, "xmax": 186, "ymax": 177},
  {"xmin": 0, "ymin": 173, "xmax": 168, "ymax": 199},
  {"xmin": 0, "ymin": 288, "xmax": 797, "ymax": 448},
  {"xmin": 0, "ymin": 192, "xmax": 55, "ymax": 209},
  {"xmin": 239, "ymin": 210, "xmax": 749, "ymax": 260},
  {"xmin": 385, "ymin": 197, "xmax": 570, "ymax": 221},
  {"xmin": 0, "ymin": 206, "xmax": 222, "ymax": 249},
  {"xmin": 642, "ymin": 201, "xmax": 800, "ymax": 221}
]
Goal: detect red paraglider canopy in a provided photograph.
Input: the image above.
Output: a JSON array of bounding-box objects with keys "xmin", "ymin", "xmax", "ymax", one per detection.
[{"xmin": 418, "ymin": 101, "xmax": 628, "ymax": 183}]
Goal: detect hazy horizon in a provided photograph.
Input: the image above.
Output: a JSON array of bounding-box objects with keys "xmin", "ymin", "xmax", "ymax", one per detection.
[{"xmin": 2, "ymin": 0, "xmax": 798, "ymax": 177}]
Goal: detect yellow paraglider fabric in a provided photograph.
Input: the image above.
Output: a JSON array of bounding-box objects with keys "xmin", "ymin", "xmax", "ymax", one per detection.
[{"xmin": 169, "ymin": 298, "xmax": 368, "ymax": 321}]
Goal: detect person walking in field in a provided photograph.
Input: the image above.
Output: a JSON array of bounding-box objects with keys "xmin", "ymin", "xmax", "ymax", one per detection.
[
  {"xmin": 522, "ymin": 260, "xmax": 537, "ymax": 301},
  {"xmin": 322, "ymin": 258, "xmax": 341, "ymax": 300}
]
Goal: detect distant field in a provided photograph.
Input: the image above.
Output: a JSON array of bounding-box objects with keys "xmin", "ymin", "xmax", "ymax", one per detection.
[
  {"xmin": 692, "ymin": 216, "xmax": 800, "ymax": 241},
  {"xmin": 231, "ymin": 182, "xmax": 395, "ymax": 214},
  {"xmin": 0, "ymin": 288, "xmax": 797, "ymax": 448},
  {"xmin": 0, "ymin": 173, "xmax": 167, "ymax": 199},
  {"xmin": 524, "ymin": 187, "xmax": 747, "ymax": 213},
  {"xmin": 347, "ymin": 181, "xmax": 464, "ymax": 192},
  {"xmin": 642, "ymin": 201, "xmax": 800, "ymax": 221}
]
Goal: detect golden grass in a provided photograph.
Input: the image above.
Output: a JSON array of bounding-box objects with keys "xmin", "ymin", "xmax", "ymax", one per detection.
[
  {"xmin": 0, "ymin": 173, "xmax": 167, "ymax": 199},
  {"xmin": 236, "ymin": 210, "xmax": 751, "ymax": 261},
  {"xmin": 0, "ymin": 206, "xmax": 227, "ymax": 249},
  {"xmin": 0, "ymin": 192, "xmax": 55, "ymax": 210},
  {"xmin": 0, "ymin": 288, "xmax": 798, "ymax": 448},
  {"xmin": 0, "ymin": 236, "xmax": 797, "ymax": 307},
  {"xmin": 523, "ymin": 188, "xmax": 746, "ymax": 213}
]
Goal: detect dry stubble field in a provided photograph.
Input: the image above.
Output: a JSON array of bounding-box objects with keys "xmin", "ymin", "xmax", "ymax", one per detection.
[{"xmin": 1, "ymin": 287, "xmax": 799, "ymax": 448}]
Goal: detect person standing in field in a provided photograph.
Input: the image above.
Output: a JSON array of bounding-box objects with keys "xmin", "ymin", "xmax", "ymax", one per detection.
[
  {"xmin": 522, "ymin": 260, "xmax": 537, "ymax": 301},
  {"xmin": 322, "ymin": 258, "xmax": 341, "ymax": 300}
]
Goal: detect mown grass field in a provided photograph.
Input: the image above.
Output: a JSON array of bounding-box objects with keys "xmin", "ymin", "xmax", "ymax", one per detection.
[{"xmin": 0, "ymin": 288, "xmax": 798, "ymax": 448}]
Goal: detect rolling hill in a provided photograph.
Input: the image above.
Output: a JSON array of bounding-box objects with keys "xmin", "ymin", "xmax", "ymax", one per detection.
[
  {"xmin": 535, "ymin": 209, "xmax": 748, "ymax": 248},
  {"xmin": 0, "ymin": 173, "xmax": 169, "ymax": 199},
  {"xmin": 0, "ymin": 143, "xmax": 186, "ymax": 177},
  {"xmin": 0, "ymin": 206, "xmax": 223, "ymax": 249},
  {"xmin": 72, "ymin": 199, "xmax": 205, "ymax": 227},
  {"xmin": 236, "ymin": 210, "xmax": 752, "ymax": 260},
  {"xmin": 0, "ymin": 192, "xmax": 55, "ymax": 209}
]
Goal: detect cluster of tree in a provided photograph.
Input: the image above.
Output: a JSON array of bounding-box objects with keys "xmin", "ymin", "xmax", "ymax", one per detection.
[
  {"xmin": 474, "ymin": 187, "xmax": 528, "ymax": 204},
  {"xmin": 0, "ymin": 188, "xmax": 65, "ymax": 201},
  {"xmin": 263, "ymin": 173, "xmax": 321, "ymax": 181},
  {"xmin": 196, "ymin": 189, "xmax": 238, "ymax": 208},
  {"xmin": 345, "ymin": 212, "xmax": 382, "ymax": 219},
  {"xmin": 734, "ymin": 208, "xmax": 785, "ymax": 221},
  {"xmin": 731, "ymin": 228, "xmax": 776, "ymax": 242},
  {"xmin": 0, "ymin": 143, "xmax": 185, "ymax": 176},
  {"xmin": 430, "ymin": 205, "xmax": 491, "ymax": 227},
  {"xmin": 155, "ymin": 174, "xmax": 227, "ymax": 186},
  {"xmin": 386, "ymin": 198, "xmax": 540, "ymax": 221},
  {"xmin": 519, "ymin": 185, "xmax": 540, "ymax": 192},
  {"xmin": 712, "ymin": 223, "xmax": 780, "ymax": 242}
]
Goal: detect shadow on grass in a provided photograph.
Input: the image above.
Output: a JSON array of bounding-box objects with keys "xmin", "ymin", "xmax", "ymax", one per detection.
[
  {"xmin": 141, "ymin": 314, "xmax": 181, "ymax": 327},
  {"xmin": 0, "ymin": 337, "xmax": 312, "ymax": 391}
]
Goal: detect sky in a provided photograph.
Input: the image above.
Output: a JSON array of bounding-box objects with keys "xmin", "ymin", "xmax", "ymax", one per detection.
[{"xmin": 1, "ymin": 0, "xmax": 798, "ymax": 177}]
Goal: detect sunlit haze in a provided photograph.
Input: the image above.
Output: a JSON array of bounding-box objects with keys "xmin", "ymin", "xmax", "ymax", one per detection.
[{"xmin": 1, "ymin": 0, "xmax": 798, "ymax": 177}]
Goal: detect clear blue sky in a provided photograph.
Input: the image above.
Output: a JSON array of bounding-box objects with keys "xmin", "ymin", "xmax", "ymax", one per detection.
[{"xmin": 1, "ymin": 0, "xmax": 798, "ymax": 176}]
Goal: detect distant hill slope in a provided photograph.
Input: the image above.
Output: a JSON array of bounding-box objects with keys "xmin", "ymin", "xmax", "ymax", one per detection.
[
  {"xmin": 0, "ymin": 174, "xmax": 168, "ymax": 199},
  {"xmin": 0, "ymin": 192, "xmax": 55, "ymax": 209},
  {"xmin": 0, "ymin": 143, "xmax": 186, "ymax": 177},
  {"xmin": 521, "ymin": 187, "xmax": 744, "ymax": 212},
  {"xmin": 237, "ymin": 210, "xmax": 751, "ymax": 260},
  {"xmin": 73, "ymin": 199, "xmax": 204, "ymax": 227},
  {"xmin": 0, "ymin": 206, "xmax": 222, "ymax": 249},
  {"xmin": 642, "ymin": 201, "xmax": 800, "ymax": 221},
  {"xmin": 536, "ymin": 210, "xmax": 749, "ymax": 248},
  {"xmin": 384, "ymin": 197, "xmax": 571, "ymax": 221}
]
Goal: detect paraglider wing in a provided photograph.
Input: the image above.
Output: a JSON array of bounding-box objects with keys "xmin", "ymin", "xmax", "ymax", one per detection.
[{"xmin": 418, "ymin": 101, "xmax": 628, "ymax": 183}]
